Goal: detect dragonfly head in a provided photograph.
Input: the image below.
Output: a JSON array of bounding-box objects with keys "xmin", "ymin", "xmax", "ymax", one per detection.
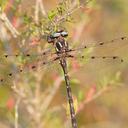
[{"xmin": 47, "ymin": 30, "xmax": 68, "ymax": 43}]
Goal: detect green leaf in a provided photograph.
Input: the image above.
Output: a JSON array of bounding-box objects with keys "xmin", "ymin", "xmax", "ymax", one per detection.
[
  {"xmin": 23, "ymin": 14, "xmax": 32, "ymax": 24},
  {"xmin": 48, "ymin": 10, "xmax": 57, "ymax": 20}
]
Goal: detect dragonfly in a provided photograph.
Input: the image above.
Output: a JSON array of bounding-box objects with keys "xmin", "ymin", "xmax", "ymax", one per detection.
[
  {"xmin": 0, "ymin": 0, "xmax": 127, "ymax": 128},
  {"xmin": 0, "ymin": 28, "xmax": 127, "ymax": 128}
]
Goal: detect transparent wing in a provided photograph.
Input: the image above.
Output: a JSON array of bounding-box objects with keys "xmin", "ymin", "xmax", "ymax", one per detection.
[
  {"xmin": 66, "ymin": 36, "xmax": 128, "ymax": 76},
  {"xmin": 0, "ymin": 54, "xmax": 59, "ymax": 85},
  {"xmin": 0, "ymin": 46, "xmax": 56, "ymax": 66},
  {"xmin": 68, "ymin": 36, "xmax": 127, "ymax": 53},
  {"xmin": 66, "ymin": 50, "xmax": 127, "ymax": 88},
  {"xmin": 69, "ymin": 55, "xmax": 124, "ymax": 62}
]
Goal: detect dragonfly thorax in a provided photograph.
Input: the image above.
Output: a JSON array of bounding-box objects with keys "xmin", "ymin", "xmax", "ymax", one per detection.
[{"xmin": 55, "ymin": 38, "xmax": 68, "ymax": 54}]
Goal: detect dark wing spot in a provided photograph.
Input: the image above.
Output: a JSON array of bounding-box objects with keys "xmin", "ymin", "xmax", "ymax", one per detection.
[
  {"xmin": 68, "ymin": 49, "xmax": 72, "ymax": 52},
  {"xmin": 43, "ymin": 52, "xmax": 46, "ymax": 55},
  {"xmin": 99, "ymin": 42, "xmax": 104, "ymax": 45},
  {"xmin": 31, "ymin": 65, "xmax": 36, "ymax": 69},
  {"xmin": 102, "ymin": 56, "xmax": 106, "ymax": 59},
  {"xmin": 19, "ymin": 69, "xmax": 23, "ymax": 72},
  {"xmin": 15, "ymin": 54, "xmax": 18, "ymax": 57},
  {"xmin": 121, "ymin": 59, "xmax": 124, "ymax": 62},
  {"xmin": 113, "ymin": 56, "xmax": 117, "ymax": 59},
  {"xmin": 8, "ymin": 73, "xmax": 12, "ymax": 76},
  {"xmin": 43, "ymin": 62, "xmax": 46, "ymax": 65},
  {"xmin": 26, "ymin": 54, "xmax": 30, "ymax": 57},
  {"xmin": 0, "ymin": 79, "xmax": 4, "ymax": 82},
  {"xmin": 121, "ymin": 37, "xmax": 126, "ymax": 40},
  {"xmin": 91, "ymin": 56, "xmax": 95, "ymax": 59},
  {"xmin": 81, "ymin": 56, "xmax": 84, "ymax": 58},
  {"xmin": 4, "ymin": 55, "xmax": 8, "ymax": 58}
]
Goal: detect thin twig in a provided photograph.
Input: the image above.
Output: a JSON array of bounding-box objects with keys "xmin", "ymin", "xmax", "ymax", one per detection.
[
  {"xmin": 0, "ymin": 7, "xmax": 20, "ymax": 38},
  {"xmin": 77, "ymin": 83, "xmax": 124, "ymax": 113},
  {"xmin": 0, "ymin": 22, "xmax": 10, "ymax": 41},
  {"xmin": 56, "ymin": 0, "xmax": 93, "ymax": 24},
  {"xmin": 77, "ymin": 86, "xmax": 109, "ymax": 114},
  {"xmin": 39, "ymin": 0, "xmax": 46, "ymax": 16},
  {"xmin": 41, "ymin": 76, "xmax": 63, "ymax": 114},
  {"xmin": 35, "ymin": 0, "xmax": 40, "ymax": 23},
  {"xmin": 12, "ymin": 82, "xmax": 35, "ymax": 116},
  {"xmin": 35, "ymin": 0, "xmax": 46, "ymax": 23},
  {"xmin": 15, "ymin": 98, "xmax": 20, "ymax": 128}
]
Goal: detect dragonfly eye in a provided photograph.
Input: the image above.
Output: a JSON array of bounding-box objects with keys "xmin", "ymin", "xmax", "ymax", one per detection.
[
  {"xmin": 52, "ymin": 33, "xmax": 61, "ymax": 38},
  {"xmin": 47, "ymin": 35, "xmax": 54, "ymax": 43},
  {"xmin": 61, "ymin": 31, "xmax": 68, "ymax": 37},
  {"xmin": 47, "ymin": 33, "xmax": 61, "ymax": 43}
]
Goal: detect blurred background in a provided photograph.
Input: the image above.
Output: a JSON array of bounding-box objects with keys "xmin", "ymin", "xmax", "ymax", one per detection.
[{"xmin": 0, "ymin": 0, "xmax": 128, "ymax": 128}]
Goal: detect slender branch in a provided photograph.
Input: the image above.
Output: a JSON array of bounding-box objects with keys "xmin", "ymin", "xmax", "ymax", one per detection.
[
  {"xmin": 0, "ymin": 22, "xmax": 10, "ymax": 41},
  {"xmin": 35, "ymin": 0, "xmax": 46, "ymax": 23},
  {"xmin": 77, "ymin": 86, "xmax": 109, "ymax": 114},
  {"xmin": 35, "ymin": 0, "xmax": 40, "ymax": 23},
  {"xmin": 14, "ymin": 99, "xmax": 20, "ymax": 128},
  {"xmin": 56, "ymin": 0, "xmax": 93, "ymax": 24},
  {"xmin": 41, "ymin": 75, "xmax": 63, "ymax": 114},
  {"xmin": 11, "ymin": 83, "xmax": 26, "ymax": 99},
  {"xmin": 77, "ymin": 83, "xmax": 124, "ymax": 114},
  {"xmin": 39, "ymin": 0, "xmax": 46, "ymax": 16},
  {"xmin": 11, "ymin": 82, "xmax": 35, "ymax": 116},
  {"xmin": 0, "ymin": 7, "xmax": 20, "ymax": 38}
]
